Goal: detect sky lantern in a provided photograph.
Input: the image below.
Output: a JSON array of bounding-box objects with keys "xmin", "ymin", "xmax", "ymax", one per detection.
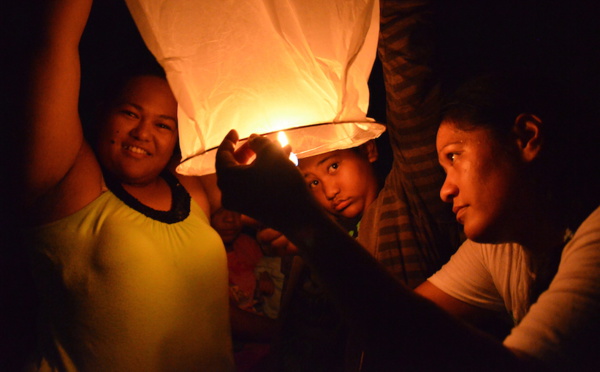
[{"xmin": 124, "ymin": 0, "xmax": 384, "ymax": 175}]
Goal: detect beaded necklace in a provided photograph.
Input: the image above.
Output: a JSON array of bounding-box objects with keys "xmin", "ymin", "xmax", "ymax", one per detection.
[{"xmin": 104, "ymin": 170, "xmax": 191, "ymax": 224}]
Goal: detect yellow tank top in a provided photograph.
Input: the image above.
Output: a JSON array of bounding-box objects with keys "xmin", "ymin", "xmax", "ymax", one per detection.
[{"xmin": 25, "ymin": 190, "xmax": 234, "ymax": 372}]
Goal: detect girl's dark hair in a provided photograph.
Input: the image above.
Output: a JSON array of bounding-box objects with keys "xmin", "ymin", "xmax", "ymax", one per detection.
[
  {"xmin": 441, "ymin": 71, "xmax": 560, "ymax": 139},
  {"xmin": 442, "ymin": 70, "xmax": 599, "ymax": 230},
  {"xmin": 97, "ymin": 60, "xmax": 167, "ymax": 108},
  {"xmin": 82, "ymin": 59, "xmax": 168, "ymax": 143}
]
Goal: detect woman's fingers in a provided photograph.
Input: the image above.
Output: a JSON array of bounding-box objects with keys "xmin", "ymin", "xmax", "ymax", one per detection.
[
  {"xmin": 233, "ymin": 139, "xmax": 256, "ymax": 165},
  {"xmin": 216, "ymin": 129, "xmax": 306, "ymax": 232},
  {"xmin": 216, "ymin": 129, "xmax": 240, "ymax": 170},
  {"xmin": 247, "ymin": 133, "xmax": 277, "ymax": 154}
]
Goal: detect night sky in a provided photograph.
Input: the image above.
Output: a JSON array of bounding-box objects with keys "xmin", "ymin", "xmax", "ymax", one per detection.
[
  {"xmin": 75, "ymin": 0, "xmax": 599, "ymax": 178},
  {"xmin": 77, "ymin": 0, "xmax": 600, "ymax": 125}
]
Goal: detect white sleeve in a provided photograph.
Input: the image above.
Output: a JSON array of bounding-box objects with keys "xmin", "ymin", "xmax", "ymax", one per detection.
[
  {"xmin": 504, "ymin": 206, "xmax": 600, "ymax": 371},
  {"xmin": 428, "ymin": 239, "xmax": 506, "ymax": 312}
]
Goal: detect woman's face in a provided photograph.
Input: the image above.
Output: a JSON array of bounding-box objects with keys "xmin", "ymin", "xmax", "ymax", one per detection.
[
  {"xmin": 436, "ymin": 121, "xmax": 523, "ymax": 243},
  {"xmin": 96, "ymin": 76, "xmax": 178, "ymax": 185}
]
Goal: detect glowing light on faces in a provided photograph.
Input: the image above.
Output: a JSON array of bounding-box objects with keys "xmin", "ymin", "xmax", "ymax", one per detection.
[{"xmin": 124, "ymin": 0, "xmax": 384, "ymax": 175}]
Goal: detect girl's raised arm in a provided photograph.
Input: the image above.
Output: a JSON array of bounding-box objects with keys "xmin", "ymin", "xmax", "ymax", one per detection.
[{"xmin": 23, "ymin": 0, "xmax": 103, "ymax": 221}]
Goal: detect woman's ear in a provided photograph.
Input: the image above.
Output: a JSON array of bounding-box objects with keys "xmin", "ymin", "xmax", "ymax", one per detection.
[
  {"xmin": 513, "ymin": 113, "xmax": 543, "ymax": 162},
  {"xmin": 359, "ymin": 140, "xmax": 379, "ymax": 163}
]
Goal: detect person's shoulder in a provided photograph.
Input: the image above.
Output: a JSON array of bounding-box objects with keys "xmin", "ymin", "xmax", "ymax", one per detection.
[
  {"xmin": 174, "ymin": 171, "xmax": 212, "ymax": 216},
  {"xmin": 458, "ymin": 239, "xmax": 525, "ymax": 266},
  {"xmin": 563, "ymin": 204, "xmax": 600, "ymax": 257},
  {"xmin": 25, "ymin": 142, "xmax": 104, "ymax": 225},
  {"xmin": 581, "ymin": 205, "xmax": 600, "ymax": 227},
  {"xmin": 569, "ymin": 204, "xmax": 600, "ymax": 242},
  {"xmin": 460, "ymin": 239, "xmax": 521, "ymax": 252}
]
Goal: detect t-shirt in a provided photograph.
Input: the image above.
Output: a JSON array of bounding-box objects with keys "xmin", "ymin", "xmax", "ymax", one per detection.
[
  {"xmin": 25, "ymin": 190, "xmax": 234, "ymax": 372},
  {"xmin": 429, "ymin": 206, "xmax": 600, "ymax": 371}
]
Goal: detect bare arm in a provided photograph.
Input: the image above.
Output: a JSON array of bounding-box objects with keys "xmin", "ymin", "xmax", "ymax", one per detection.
[
  {"xmin": 216, "ymin": 130, "xmax": 546, "ymax": 371},
  {"xmin": 23, "ymin": 0, "xmax": 102, "ymax": 221},
  {"xmin": 415, "ymin": 280, "xmax": 512, "ymax": 340},
  {"xmin": 414, "ymin": 280, "xmax": 490, "ymax": 322},
  {"xmin": 357, "ymin": 0, "xmax": 462, "ymax": 286}
]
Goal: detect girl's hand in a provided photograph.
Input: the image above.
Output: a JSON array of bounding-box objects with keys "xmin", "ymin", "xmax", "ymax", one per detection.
[{"xmin": 216, "ymin": 129, "xmax": 313, "ymax": 232}]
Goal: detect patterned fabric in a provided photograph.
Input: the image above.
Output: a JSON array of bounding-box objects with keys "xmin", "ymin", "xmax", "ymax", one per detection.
[
  {"xmin": 227, "ymin": 233, "xmax": 264, "ymax": 312},
  {"xmin": 358, "ymin": 0, "xmax": 464, "ymax": 288}
]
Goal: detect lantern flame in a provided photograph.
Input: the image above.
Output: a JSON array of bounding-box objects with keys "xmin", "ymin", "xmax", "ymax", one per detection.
[
  {"xmin": 277, "ymin": 131, "xmax": 299, "ymax": 165},
  {"xmin": 277, "ymin": 131, "xmax": 289, "ymax": 147}
]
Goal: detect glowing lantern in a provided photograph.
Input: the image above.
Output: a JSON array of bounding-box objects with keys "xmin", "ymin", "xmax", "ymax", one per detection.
[{"xmin": 125, "ymin": 0, "xmax": 384, "ymax": 175}]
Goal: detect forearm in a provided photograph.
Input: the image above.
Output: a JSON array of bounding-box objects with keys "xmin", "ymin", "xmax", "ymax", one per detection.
[
  {"xmin": 379, "ymin": 0, "xmax": 439, "ymax": 138},
  {"xmin": 378, "ymin": 0, "xmax": 445, "ymax": 201},
  {"xmin": 372, "ymin": 0, "xmax": 461, "ymax": 275},
  {"xmin": 282, "ymin": 205, "xmax": 538, "ymax": 371}
]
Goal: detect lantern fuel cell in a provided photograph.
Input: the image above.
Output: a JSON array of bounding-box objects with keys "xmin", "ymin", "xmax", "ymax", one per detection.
[
  {"xmin": 125, "ymin": 0, "xmax": 385, "ymax": 175},
  {"xmin": 277, "ymin": 131, "xmax": 298, "ymax": 166}
]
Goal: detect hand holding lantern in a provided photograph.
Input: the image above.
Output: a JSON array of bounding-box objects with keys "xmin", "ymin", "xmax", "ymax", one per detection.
[
  {"xmin": 125, "ymin": 0, "xmax": 382, "ymax": 175},
  {"xmin": 216, "ymin": 130, "xmax": 320, "ymax": 234}
]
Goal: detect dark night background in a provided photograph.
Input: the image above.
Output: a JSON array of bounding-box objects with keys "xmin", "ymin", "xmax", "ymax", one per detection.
[
  {"xmin": 2, "ymin": 0, "xmax": 599, "ymax": 369},
  {"xmin": 76, "ymin": 0, "xmax": 600, "ymax": 124}
]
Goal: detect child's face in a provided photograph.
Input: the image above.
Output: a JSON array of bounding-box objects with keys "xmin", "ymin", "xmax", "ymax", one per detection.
[
  {"xmin": 211, "ymin": 207, "xmax": 243, "ymax": 244},
  {"xmin": 298, "ymin": 142, "xmax": 379, "ymax": 220}
]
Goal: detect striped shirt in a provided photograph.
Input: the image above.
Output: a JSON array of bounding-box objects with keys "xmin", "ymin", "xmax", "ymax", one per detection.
[{"xmin": 357, "ymin": 0, "xmax": 464, "ymax": 289}]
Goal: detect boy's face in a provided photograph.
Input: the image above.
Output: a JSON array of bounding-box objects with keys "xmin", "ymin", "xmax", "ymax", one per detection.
[{"xmin": 298, "ymin": 141, "xmax": 380, "ymax": 221}]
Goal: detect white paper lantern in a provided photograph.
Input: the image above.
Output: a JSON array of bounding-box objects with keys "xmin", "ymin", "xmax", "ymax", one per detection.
[{"xmin": 125, "ymin": 0, "xmax": 384, "ymax": 175}]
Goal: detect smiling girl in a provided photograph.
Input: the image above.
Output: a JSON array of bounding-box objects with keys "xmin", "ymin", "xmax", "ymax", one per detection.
[{"xmin": 21, "ymin": 0, "xmax": 234, "ymax": 370}]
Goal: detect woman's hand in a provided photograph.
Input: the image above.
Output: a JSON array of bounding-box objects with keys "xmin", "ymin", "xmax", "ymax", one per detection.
[{"xmin": 216, "ymin": 129, "xmax": 314, "ymax": 233}]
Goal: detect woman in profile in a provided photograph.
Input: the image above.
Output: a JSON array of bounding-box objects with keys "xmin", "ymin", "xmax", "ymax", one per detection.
[{"xmin": 215, "ymin": 68, "xmax": 600, "ymax": 371}]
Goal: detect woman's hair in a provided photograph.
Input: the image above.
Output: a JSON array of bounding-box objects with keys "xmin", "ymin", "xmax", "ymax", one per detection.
[
  {"xmin": 441, "ymin": 71, "xmax": 560, "ymax": 139},
  {"xmin": 97, "ymin": 60, "xmax": 167, "ymax": 109},
  {"xmin": 441, "ymin": 70, "xmax": 599, "ymax": 229},
  {"xmin": 83, "ymin": 59, "xmax": 168, "ymax": 143}
]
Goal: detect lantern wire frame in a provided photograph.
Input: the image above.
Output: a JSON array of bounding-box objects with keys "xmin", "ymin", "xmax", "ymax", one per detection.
[{"xmin": 176, "ymin": 120, "xmax": 386, "ymax": 175}]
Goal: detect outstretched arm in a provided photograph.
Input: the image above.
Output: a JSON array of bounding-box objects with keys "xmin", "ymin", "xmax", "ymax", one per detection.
[
  {"xmin": 23, "ymin": 0, "xmax": 102, "ymax": 221},
  {"xmin": 357, "ymin": 0, "xmax": 462, "ymax": 287},
  {"xmin": 216, "ymin": 130, "xmax": 545, "ymax": 371}
]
